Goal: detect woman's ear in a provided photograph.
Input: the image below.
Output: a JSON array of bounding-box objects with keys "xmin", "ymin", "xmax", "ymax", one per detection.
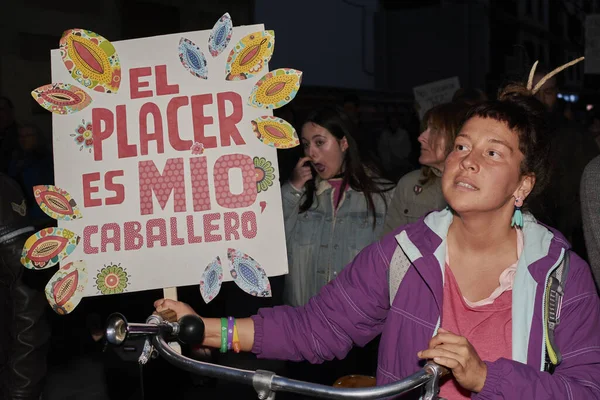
[
  {"xmin": 340, "ymin": 137, "xmax": 349, "ymax": 152},
  {"xmin": 514, "ymin": 173, "xmax": 536, "ymax": 201}
]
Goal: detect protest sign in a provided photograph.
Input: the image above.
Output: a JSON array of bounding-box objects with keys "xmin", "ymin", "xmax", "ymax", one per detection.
[
  {"xmin": 24, "ymin": 14, "xmax": 301, "ymax": 313},
  {"xmin": 413, "ymin": 76, "xmax": 460, "ymax": 119}
]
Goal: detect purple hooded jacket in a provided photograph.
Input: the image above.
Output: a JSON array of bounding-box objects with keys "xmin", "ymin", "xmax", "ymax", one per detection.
[{"xmin": 251, "ymin": 210, "xmax": 600, "ymax": 399}]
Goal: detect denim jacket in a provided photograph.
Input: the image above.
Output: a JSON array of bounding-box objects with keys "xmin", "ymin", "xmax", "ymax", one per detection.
[{"xmin": 281, "ymin": 179, "xmax": 394, "ymax": 307}]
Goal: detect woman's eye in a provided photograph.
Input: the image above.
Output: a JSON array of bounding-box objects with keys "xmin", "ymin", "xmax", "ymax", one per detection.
[
  {"xmin": 316, "ymin": 141, "xmax": 324, "ymax": 147},
  {"xmin": 488, "ymin": 150, "xmax": 499, "ymax": 157}
]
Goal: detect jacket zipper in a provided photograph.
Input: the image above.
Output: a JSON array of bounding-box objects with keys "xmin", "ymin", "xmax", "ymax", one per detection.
[{"xmin": 539, "ymin": 248, "xmax": 565, "ymax": 371}]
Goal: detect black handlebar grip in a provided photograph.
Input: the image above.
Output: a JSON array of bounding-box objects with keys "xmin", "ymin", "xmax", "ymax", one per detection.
[{"xmin": 177, "ymin": 315, "xmax": 205, "ymax": 345}]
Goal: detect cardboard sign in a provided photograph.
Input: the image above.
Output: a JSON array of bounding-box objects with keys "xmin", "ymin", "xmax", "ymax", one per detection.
[
  {"xmin": 413, "ymin": 76, "xmax": 460, "ymax": 119},
  {"xmin": 41, "ymin": 22, "xmax": 290, "ymax": 299}
]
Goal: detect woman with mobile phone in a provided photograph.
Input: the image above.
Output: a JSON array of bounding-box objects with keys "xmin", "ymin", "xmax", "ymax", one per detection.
[{"xmin": 283, "ymin": 106, "xmax": 395, "ymax": 308}]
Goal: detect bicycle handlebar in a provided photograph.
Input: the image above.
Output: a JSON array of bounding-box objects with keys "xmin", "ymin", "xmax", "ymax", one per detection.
[{"xmin": 105, "ymin": 312, "xmax": 448, "ymax": 400}]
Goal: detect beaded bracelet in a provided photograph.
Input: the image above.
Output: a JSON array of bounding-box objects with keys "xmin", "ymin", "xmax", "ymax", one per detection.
[{"xmin": 220, "ymin": 318, "xmax": 228, "ymax": 353}]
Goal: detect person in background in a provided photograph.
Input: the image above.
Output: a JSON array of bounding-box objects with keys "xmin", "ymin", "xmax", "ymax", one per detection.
[
  {"xmin": 382, "ymin": 101, "xmax": 470, "ymax": 235},
  {"xmin": 586, "ymin": 107, "xmax": 600, "ymax": 152},
  {"xmin": 581, "ymin": 154, "xmax": 600, "ymax": 292},
  {"xmin": 281, "ymin": 106, "xmax": 394, "ymax": 387},
  {"xmin": 155, "ymin": 69, "xmax": 600, "ymax": 399},
  {"xmin": 283, "ymin": 106, "xmax": 395, "ymax": 307},
  {"xmin": 8, "ymin": 124, "xmax": 54, "ymax": 229},
  {"xmin": 0, "ymin": 173, "xmax": 50, "ymax": 400}
]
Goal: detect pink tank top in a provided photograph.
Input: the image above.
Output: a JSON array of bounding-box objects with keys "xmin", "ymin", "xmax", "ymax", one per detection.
[
  {"xmin": 328, "ymin": 178, "xmax": 347, "ymax": 213},
  {"xmin": 438, "ymin": 230, "xmax": 522, "ymax": 399}
]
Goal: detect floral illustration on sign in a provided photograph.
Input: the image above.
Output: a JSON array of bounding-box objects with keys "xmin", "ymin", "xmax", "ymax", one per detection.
[
  {"xmin": 251, "ymin": 116, "xmax": 299, "ymax": 148},
  {"xmin": 71, "ymin": 120, "xmax": 93, "ymax": 153},
  {"xmin": 179, "ymin": 37, "xmax": 208, "ymax": 79},
  {"xmin": 31, "ymin": 83, "xmax": 92, "ymax": 115},
  {"xmin": 208, "ymin": 13, "xmax": 233, "ymax": 57},
  {"xmin": 59, "ymin": 28, "xmax": 121, "ymax": 93},
  {"xmin": 33, "ymin": 185, "xmax": 83, "ymax": 221},
  {"xmin": 253, "ymin": 157, "xmax": 275, "ymax": 193},
  {"xmin": 21, "ymin": 227, "xmax": 80, "ymax": 270},
  {"xmin": 94, "ymin": 264, "xmax": 130, "ymax": 295},
  {"xmin": 45, "ymin": 260, "xmax": 88, "ymax": 315},
  {"xmin": 248, "ymin": 68, "xmax": 302, "ymax": 109},
  {"xmin": 228, "ymin": 248, "xmax": 271, "ymax": 297},
  {"xmin": 200, "ymin": 257, "xmax": 223, "ymax": 304},
  {"xmin": 190, "ymin": 142, "xmax": 205, "ymax": 155},
  {"xmin": 225, "ymin": 30, "xmax": 275, "ymax": 80}
]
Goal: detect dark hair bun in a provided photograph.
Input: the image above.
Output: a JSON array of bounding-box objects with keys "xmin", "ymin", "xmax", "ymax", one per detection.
[{"xmin": 497, "ymin": 83, "xmax": 534, "ymax": 101}]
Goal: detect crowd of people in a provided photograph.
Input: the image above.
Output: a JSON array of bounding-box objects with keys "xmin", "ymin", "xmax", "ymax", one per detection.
[{"xmin": 3, "ymin": 57, "xmax": 600, "ymax": 400}]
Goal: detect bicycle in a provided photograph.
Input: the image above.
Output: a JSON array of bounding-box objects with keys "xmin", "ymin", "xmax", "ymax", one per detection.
[{"xmin": 105, "ymin": 311, "xmax": 448, "ymax": 399}]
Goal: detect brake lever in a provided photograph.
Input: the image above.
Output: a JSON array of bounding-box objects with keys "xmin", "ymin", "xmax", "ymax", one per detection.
[{"xmin": 138, "ymin": 337, "xmax": 157, "ymax": 365}]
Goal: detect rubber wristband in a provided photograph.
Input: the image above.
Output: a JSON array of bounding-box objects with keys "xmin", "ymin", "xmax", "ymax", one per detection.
[
  {"xmin": 227, "ymin": 317, "xmax": 235, "ymax": 351},
  {"xmin": 220, "ymin": 318, "xmax": 228, "ymax": 353},
  {"xmin": 232, "ymin": 323, "xmax": 241, "ymax": 353}
]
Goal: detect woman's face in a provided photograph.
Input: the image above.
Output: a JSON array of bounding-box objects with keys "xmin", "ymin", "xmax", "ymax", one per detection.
[
  {"xmin": 301, "ymin": 122, "xmax": 348, "ymax": 180},
  {"xmin": 442, "ymin": 116, "xmax": 534, "ymax": 215},
  {"xmin": 418, "ymin": 127, "xmax": 447, "ymax": 171}
]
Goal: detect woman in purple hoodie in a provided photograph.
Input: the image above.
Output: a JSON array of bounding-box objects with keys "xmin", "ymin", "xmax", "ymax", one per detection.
[{"xmin": 155, "ymin": 64, "xmax": 600, "ymax": 399}]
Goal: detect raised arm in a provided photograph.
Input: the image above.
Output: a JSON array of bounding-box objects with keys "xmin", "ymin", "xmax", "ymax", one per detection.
[
  {"xmin": 281, "ymin": 156, "xmax": 313, "ymax": 239},
  {"xmin": 250, "ymin": 239, "xmax": 392, "ymax": 363},
  {"xmin": 155, "ymin": 237, "xmax": 395, "ymax": 363}
]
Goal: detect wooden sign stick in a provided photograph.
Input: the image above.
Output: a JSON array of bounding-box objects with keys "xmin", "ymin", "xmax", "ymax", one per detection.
[
  {"xmin": 163, "ymin": 286, "xmax": 178, "ymax": 302},
  {"xmin": 160, "ymin": 286, "xmax": 182, "ymax": 354}
]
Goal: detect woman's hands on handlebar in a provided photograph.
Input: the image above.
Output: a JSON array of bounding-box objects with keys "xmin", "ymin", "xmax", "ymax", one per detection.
[
  {"xmin": 418, "ymin": 328, "xmax": 487, "ymax": 393},
  {"xmin": 153, "ymin": 298, "xmax": 256, "ymax": 351},
  {"xmin": 154, "ymin": 298, "xmax": 198, "ymax": 320}
]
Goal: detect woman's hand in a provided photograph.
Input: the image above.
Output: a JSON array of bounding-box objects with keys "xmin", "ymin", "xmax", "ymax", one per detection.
[
  {"xmin": 154, "ymin": 299, "xmax": 256, "ymax": 351},
  {"xmin": 155, "ymin": 299, "xmax": 216, "ymax": 353},
  {"xmin": 154, "ymin": 298, "xmax": 198, "ymax": 320},
  {"xmin": 417, "ymin": 328, "xmax": 487, "ymax": 393},
  {"xmin": 290, "ymin": 156, "xmax": 313, "ymax": 190}
]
